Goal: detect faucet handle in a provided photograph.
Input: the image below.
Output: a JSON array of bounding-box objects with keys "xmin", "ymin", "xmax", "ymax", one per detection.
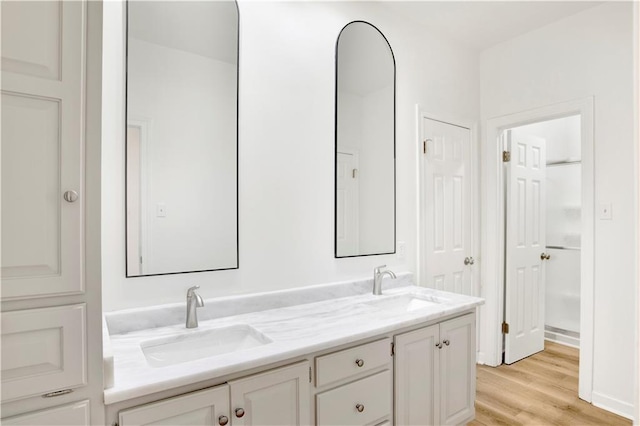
[{"xmin": 374, "ymin": 265, "xmax": 387, "ymax": 274}]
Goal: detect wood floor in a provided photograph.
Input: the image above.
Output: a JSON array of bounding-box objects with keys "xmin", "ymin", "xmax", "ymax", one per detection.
[{"xmin": 468, "ymin": 341, "xmax": 631, "ymax": 426}]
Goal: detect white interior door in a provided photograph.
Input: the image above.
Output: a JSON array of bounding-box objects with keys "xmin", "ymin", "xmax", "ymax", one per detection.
[
  {"xmin": 422, "ymin": 118, "xmax": 473, "ymax": 295},
  {"xmin": 504, "ymin": 129, "xmax": 547, "ymax": 364},
  {"xmin": 336, "ymin": 151, "xmax": 359, "ymax": 256}
]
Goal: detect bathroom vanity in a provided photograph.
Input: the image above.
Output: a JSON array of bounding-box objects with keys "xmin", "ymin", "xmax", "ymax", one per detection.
[{"xmin": 103, "ymin": 276, "xmax": 483, "ymax": 425}]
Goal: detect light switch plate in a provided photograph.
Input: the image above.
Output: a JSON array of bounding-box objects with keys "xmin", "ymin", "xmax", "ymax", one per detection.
[
  {"xmin": 599, "ymin": 203, "xmax": 612, "ymax": 220},
  {"xmin": 156, "ymin": 203, "xmax": 167, "ymax": 218},
  {"xmin": 397, "ymin": 241, "xmax": 406, "ymax": 260}
]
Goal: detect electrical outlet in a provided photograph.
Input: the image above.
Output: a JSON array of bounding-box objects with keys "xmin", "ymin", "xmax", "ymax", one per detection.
[{"xmin": 156, "ymin": 203, "xmax": 167, "ymax": 218}]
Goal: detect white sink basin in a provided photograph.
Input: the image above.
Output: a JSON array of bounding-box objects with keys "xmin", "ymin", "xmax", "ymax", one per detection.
[
  {"xmin": 365, "ymin": 294, "xmax": 441, "ymax": 312},
  {"xmin": 141, "ymin": 324, "xmax": 272, "ymax": 367}
]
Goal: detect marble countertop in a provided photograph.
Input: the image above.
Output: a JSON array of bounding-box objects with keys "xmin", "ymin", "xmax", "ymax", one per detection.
[{"xmin": 104, "ymin": 276, "xmax": 483, "ymax": 404}]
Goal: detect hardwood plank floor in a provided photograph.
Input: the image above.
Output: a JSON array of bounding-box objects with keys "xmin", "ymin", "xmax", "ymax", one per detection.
[{"xmin": 468, "ymin": 341, "xmax": 631, "ymax": 426}]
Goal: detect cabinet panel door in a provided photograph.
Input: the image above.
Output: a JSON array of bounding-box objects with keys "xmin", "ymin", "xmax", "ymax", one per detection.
[
  {"xmin": 439, "ymin": 313, "xmax": 475, "ymax": 425},
  {"xmin": 2, "ymin": 400, "xmax": 90, "ymax": 426},
  {"xmin": 119, "ymin": 385, "xmax": 230, "ymax": 426},
  {"xmin": 1, "ymin": 0, "xmax": 85, "ymax": 300},
  {"xmin": 230, "ymin": 361, "xmax": 310, "ymax": 426},
  {"xmin": 394, "ymin": 324, "xmax": 439, "ymax": 426},
  {"xmin": 1, "ymin": 304, "xmax": 86, "ymax": 402}
]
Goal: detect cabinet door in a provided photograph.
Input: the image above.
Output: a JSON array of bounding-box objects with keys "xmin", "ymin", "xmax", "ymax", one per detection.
[
  {"xmin": 2, "ymin": 400, "xmax": 90, "ymax": 426},
  {"xmin": 1, "ymin": 0, "xmax": 85, "ymax": 300},
  {"xmin": 230, "ymin": 361, "xmax": 310, "ymax": 426},
  {"xmin": 119, "ymin": 385, "xmax": 230, "ymax": 426},
  {"xmin": 439, "ymin": 313, "xmax": 475, "ymax": 425},
  {"xmin": 394, "ymin": 324, "xmax": 439, "ymax": 426}
]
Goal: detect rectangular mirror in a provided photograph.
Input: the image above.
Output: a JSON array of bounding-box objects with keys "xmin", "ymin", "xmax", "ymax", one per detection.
[
  {"xmin": 126, "ymin": 1, "xmax": 238, "ymax": 277},
  {"xmin": 335, "ymin": 21, "xmax": 395, "ymax": 258}
]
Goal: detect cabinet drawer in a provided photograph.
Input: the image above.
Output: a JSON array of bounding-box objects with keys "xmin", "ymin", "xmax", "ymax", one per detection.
[
  {"xmin": 315, "ymin": 338, "xmax": 390, "ymax": 387},
  {"xmin": 1, "ymin": 304, "xmax": 86, "ymax": 402},
  {"xmin": 316, "ymin": 370, "xmax": 391, "ymax": 425},
  {"xmin": 2, "ymin": 400, "xmax": 90, "ymax": 425}
]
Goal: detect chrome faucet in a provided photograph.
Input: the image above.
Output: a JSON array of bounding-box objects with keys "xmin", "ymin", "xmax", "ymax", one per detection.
[
  {"xmin": 186, "ymin": 285, "xmax": 204, "ymax": 328},
  {"xmin": 373, "ymin": 265, "xmax": 396, "ymax": 295}
]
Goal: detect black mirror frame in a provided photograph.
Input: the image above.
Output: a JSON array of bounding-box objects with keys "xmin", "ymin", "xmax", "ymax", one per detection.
[
  {"xmin": 124, "ymin": 0, "xmax": 240, "ymax": 277},
  {"xmin": 334, "ymin": 20, "xmax": 396, "ymax": 259}
]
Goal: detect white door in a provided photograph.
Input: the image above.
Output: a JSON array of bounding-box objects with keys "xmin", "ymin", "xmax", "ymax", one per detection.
[
  {"xmin": 422, "ymin": 118, "xmax": 474, "ymax": 295},
  {"xmin": 504, "ymin": 129, "xmax": 547, "ymax": 364},
  {"xmin": 229, "ymin": 361, "xmax": 310, "ymax": 426},
  {"xmin": 1, "ymin": 1, "xmax": 85, "ymax": 299},
  {"xmin": 336, "ymin": 151, "xmax": 359, "ymax": 256}
]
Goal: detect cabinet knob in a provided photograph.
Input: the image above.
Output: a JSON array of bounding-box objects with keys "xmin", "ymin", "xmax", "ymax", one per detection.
[
  {"xmin": 540, "ymin": 252, "xmax": 551, "ymax": 260},
  {"xmin": 235, "ymin": 408, "xmax": 245, "ymax": 418},
  {"xmin": 355, "ymin": 403, "xmax": 365, "ymax": 413},
  {"xmin": 355, "ymin": 358, "xmax": 364, "ymax": 367},
  {"xmin": 63, "ymin": 190, "xmax": 79, "ymax": 203},
  {"xmin": 464, "ymin": 256, "xmax": 475, "ymax": 265},
  {"xmin": 435, "ymin": 342, "xmax": 443, "ymax": 349},
  {"xmin": 443, "ymin": 339, "xmax": 450, "ymax": 346},
  {"xmin": 218, "ymin": 415, "xmax": 229, "ymax": 426}
]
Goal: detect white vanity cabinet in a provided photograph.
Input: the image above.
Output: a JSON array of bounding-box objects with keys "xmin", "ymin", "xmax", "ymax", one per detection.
[
  {"xmin": 394, "ymin": 313, "xmax": 476, "ymax": 426},
  {"xmin": 119, "ymin": 361, "xmax": 310, "ymax": 426}
]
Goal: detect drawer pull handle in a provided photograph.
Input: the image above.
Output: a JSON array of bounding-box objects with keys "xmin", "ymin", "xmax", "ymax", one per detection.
[
  {"xmin": 219, "ymin": 415, "xmax": 229, "ymax": 426},
  {"xmin": 355, "ymin": 358, "xmax": 364, "ymax": 367},
  {"xmin": 356, "ymin": 403, "xmax": 365, "ymax": 413},
  {"xmin": 235, "ymin": 408, "xmax": 245, "ymax": 418},
  {"xmin": 42, "ymin": 389, "xmax": 74, "ymax": 398},
  {"xmin": 443, "ymin": 339, "xmax": 450, "ymax": 346}
]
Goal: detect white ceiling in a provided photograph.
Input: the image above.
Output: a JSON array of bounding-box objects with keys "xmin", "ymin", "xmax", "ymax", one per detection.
[{"xmin": 378, "ymin": 1, "xmax": 605, "ymax": 50}]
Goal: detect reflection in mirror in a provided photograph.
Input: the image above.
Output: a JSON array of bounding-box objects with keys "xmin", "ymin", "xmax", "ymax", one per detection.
[
  {"xmin": 335, "ymin": 21, "xmax": 395, "ymax": 258},
  {"xmin": 126, "ymin": 1, "xmax": 238, "ymax": 277}
]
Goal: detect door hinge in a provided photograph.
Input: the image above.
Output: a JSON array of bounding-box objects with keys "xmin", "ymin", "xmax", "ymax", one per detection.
[
  {"xmin": 309, "ymin": 366, "xmax": 312, "ymax": 383},
  {"xmin": 352, "ymin": 168, "xmax": 358, "ymax": 179},
  {"xmin": 502, "ymin": 151, "xmax": 511, "ymax": 162},
  {"xmin": 391, "ymin": 342, "xmax": 395, "ymax": 356},
  {"xmin": 423, "ymin": 140, "xmax": 427, "ymax": 154},
  {"xmin": 502, "ymin": 322, "xmax": 510, "ymax": 334}
]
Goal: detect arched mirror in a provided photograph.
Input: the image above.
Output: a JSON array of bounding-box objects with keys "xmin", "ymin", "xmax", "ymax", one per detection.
[
  {"xmin": 335, "ymin": 21, "xmax": 395, "ymax": 258},
  {"xmin": 125, "ymin": 0, "xmax": 239, "ymax": 277}
]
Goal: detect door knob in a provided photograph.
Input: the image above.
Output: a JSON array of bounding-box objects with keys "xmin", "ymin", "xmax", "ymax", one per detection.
[
  {"xmin": 63, "ymin": 190, "xmax": 79, "ymax": 203},
  {"xmin": 540, "ymin": 253, "xmax": 551, "ymax": 260},
  {"xmin": 464, "ymin": 257, "xmax": 475, "ymax": 265}
]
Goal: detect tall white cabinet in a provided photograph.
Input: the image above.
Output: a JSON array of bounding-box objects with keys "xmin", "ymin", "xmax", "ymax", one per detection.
[{"xmin": 1, "ymin": 1, "xmax": 103, "ymax": 424}]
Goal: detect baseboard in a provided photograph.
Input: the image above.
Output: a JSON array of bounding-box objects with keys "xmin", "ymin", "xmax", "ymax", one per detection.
[
  {"xmin": 592, "ymin": 391, "xmax": 635, "ymax": 420},
  {"xmin": 476, "ymin": 351, "xmax": 486, "ymax": 365}
]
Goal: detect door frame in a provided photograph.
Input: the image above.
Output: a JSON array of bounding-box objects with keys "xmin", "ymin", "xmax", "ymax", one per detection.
[
  {"xmin": 416, "ymin": 106, "xmax": 480, "ymax": 297},
  {"xmin": 479, "ymin": 97, "xmax": 595, "ymax": 402}
]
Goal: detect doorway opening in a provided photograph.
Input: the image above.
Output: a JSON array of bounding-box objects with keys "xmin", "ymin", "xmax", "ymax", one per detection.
[
  {"xmin": 502, "ymin": 115, "xmax": 582, "ymax": 366},
  {"xmin": 480, "ymin": 98, "xmax": 594, "ymax": 402}
]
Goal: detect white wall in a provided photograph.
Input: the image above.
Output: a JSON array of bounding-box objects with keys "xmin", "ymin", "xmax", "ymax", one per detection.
[
  {"xmin": 480, "ymin": 2, "xmax": 635, "ymax": 416},
  {"xmin": 102, "ymin": 1, "xmax": 479, "ymax": 310}
]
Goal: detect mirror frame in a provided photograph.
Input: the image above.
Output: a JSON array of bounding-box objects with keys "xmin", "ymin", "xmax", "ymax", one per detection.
[
  {"xmin": 334, "ymin": 20, "xmax": 396, "ymax": 258},
  {"xmin": 124, "ymin": 0, "xmax": 240, "ymax": 277}
]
